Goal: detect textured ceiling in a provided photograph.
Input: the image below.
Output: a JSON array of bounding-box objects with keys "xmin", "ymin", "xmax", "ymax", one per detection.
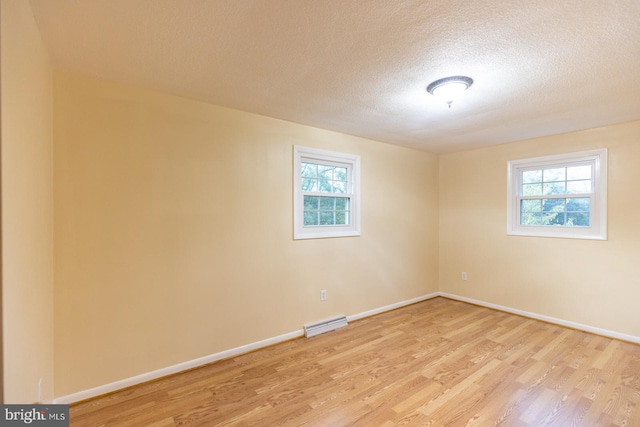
[{"xmin": 29, "ymin": 0, "xmax": 640, "ymax": 153}]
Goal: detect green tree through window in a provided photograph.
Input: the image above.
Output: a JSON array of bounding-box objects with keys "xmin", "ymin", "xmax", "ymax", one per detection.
[{"xmin": 519, "ymin": 164, "xmax": 592, "ymax": 227}]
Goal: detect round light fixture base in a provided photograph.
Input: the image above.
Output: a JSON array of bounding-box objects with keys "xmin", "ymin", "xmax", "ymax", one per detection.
[{"xmin": 427, "ymin": 76, "xmax": 473, "ymax": 108}]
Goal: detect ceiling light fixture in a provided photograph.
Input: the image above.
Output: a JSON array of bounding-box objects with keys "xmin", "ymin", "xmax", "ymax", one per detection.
[{"xmin": 426, "ymin": 76, "xmax": 473, "ymax": 108}]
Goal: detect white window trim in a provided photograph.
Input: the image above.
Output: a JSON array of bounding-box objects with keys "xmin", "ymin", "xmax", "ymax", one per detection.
[
  {"xmin": 293, "ymin": 145, "xmax": 361, "ymax": 240},
  {"xmin": 507, "ymin": 148, "xmax": 607, "ymax": 240}
]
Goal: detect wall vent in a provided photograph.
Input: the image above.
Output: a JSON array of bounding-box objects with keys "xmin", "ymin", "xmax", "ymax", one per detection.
[{"xmin": 304, "ymin": 315, "xmax": 348, "ymax": 338}]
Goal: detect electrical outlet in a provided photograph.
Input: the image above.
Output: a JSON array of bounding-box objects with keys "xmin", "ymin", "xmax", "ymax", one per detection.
[
  {"xmin": 38, "ymin": 378, "xmax": 43, "ymax": 403},
  {"xmin": 320, "ymin": 289, "xmax": 327, "ymax": 301},
  {"xmin": 461, "ymin": 272, "xmax": 468, "ymax": 281}
]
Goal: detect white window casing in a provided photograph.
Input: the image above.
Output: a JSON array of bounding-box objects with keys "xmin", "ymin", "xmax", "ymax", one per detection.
[
  {"xmin": 293, "ymin": 145, "xmax": 361, "ymax": 240},
  {"xmin": 507, "ymin": 149, "xmax": 607, "ymax": 240}
]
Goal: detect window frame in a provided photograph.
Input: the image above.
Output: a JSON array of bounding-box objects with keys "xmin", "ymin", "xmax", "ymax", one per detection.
[
  {"xmin": 507, "ymin": 149, "xmax": 607, "ymax": 240},
  {"xmin": 293, "ymin": 145, "xmax": 361, "ymax": 240}
]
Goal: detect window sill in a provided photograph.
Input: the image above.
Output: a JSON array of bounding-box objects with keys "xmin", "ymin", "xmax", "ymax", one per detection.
[{"xmin": 507, "ymin": 227, "xmax": 607, "ymax": 240}]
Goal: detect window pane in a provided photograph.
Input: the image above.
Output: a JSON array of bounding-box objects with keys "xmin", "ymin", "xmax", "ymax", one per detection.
[
  {"xmin": 543, "ymin": 182, "xmax": 566, "ymax": 195},
  {"xmin": 301, "ymin": 163, "xmax": 317, "ymax": 178},
  {"xmin": 318, "ymin": 165, "xmax": 333, "ymax": 180},
  {"xmin": 301, "ymin": 178, "xmax": 317, "ymax": 191},
  {"xmin": 522, "ymin": 184, "xmax": 543, "ymax": 196},
  {"xmin": 522, "ymin": 170, "xmax": 542, "ymax": 184},
  {"xmin": 521, "ymin": 199, "xmax": 542, "ymax": 212},
  {"xmin": 303, "ymin": 195, "xmax": 351, "ymax": 227},
  {"xmin": 318, "ymin": 179, "xmax": 332, "ymax": 193},
  {"xmin": 304, "ymin": 196, "xmax": 319, "ymax": 210},
  {"xmin": 542, "ymin": 198, "xmax": 565, "ymax": 212},
  {"xmin": 335, "ymin": 197, "xmax": 349, "ymax": 210},
  {"xmin": 566, "ymin": 180, "xmax": 591, "ymax": 194},
  {"xmin": 542, "ymin": 212, "xmax": 565, "ymax": 225},
  {"xmin": 319, "ymin": 197, "xmax": 335, "ymax": 210},
  {"xmin": 566, "ymin": 197, "xmax": 590, "ymax": 212},
  {"xmin": 319, "ymin": 212, "xmax": 334, "ymax": 225},
  {"xmin": 333, "ymin": 181, "xmax": 346, "ymax": 193},
  {"xmin": 567, "ymin": 212, "xmax": 590, "ymax": 226},
  {"xmin": 543, "ymin": 167, "xmax": 566, "ymax": 182},
  {"xmin": 521, "ymin": 212, "xmax": 542, "ymax": 225},
  {"xmin": 303, "ymin": 211, "xmax": 318, "ymax": 226},
  {"xmin": 520, "ymin": 198, "xmax": 591, "ymax": 228},
  {"xmin": 567, "ymin": 165, "xmax": 591, "ymax": 180},
  {"xmin": 335, "ymin": 167, "xmax": 347, "ymax": 181}
]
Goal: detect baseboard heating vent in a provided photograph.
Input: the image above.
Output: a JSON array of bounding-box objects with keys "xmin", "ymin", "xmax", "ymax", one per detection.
[{"xmin": 304, "ymin": 315, "xmax": 348, "ymax": 338}]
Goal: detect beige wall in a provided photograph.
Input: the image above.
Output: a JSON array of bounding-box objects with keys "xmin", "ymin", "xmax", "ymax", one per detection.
[
  {"xmin": 53, "ymin": 72, "xmax": 439, "ymax": 397},
  {"xmin": 439, "ymin": 120, "xmax": 640, "ymax": 337},
  {"xmin": 1, "ymin": 0, "xmax": 54, "ymax": 403}
]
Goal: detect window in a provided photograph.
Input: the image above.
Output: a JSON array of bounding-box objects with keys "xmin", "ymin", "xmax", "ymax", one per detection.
[
  {"xmin": 507, "ymin": 149, "xmax": 607, "ymax": 240},
  {"xmin": 293, "ymin": 145, "xmax": 360, "ymax": 239}
]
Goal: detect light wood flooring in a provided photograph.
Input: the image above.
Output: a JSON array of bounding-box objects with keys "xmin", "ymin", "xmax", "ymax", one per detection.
[{"xmin": 70, "ymin": 297, "xmax": 640, "ymax": 426}]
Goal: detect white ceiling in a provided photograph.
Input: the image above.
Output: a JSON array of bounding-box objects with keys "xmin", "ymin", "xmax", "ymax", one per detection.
[{"xmin": 29, "ymin": 0, "xmax": 640, "ymax": 154}]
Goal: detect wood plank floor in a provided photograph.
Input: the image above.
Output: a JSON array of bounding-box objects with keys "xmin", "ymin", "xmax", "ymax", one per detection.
[{"xmin": 70, "ymin": 297, "xmax": 640, "ymax": 426}]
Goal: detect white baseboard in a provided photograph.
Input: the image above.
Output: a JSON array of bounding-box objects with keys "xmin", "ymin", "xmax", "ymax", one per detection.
[
  {"xmin": 439, "ymin": 292, "xmax": 640, "ymax": 345},
  {"xmin": 56, "ymin": 291, "xmax": 639, "ymax": 404},
  {"xmin": 347, "ymin": 292, "xmax": 440, "ymax": 322},
  {"xmin": 54, "ymin": 292, "xmax": 440, "ymax": 404},
  {"xmin": 54, "ymin": 329, "xmax": 304, "ymax": 404}
]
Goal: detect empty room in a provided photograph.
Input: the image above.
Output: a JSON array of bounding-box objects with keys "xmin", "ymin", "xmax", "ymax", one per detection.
[{"xmin": 2, "ymin": 0, "xmax": 640, "ymax": 425}]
